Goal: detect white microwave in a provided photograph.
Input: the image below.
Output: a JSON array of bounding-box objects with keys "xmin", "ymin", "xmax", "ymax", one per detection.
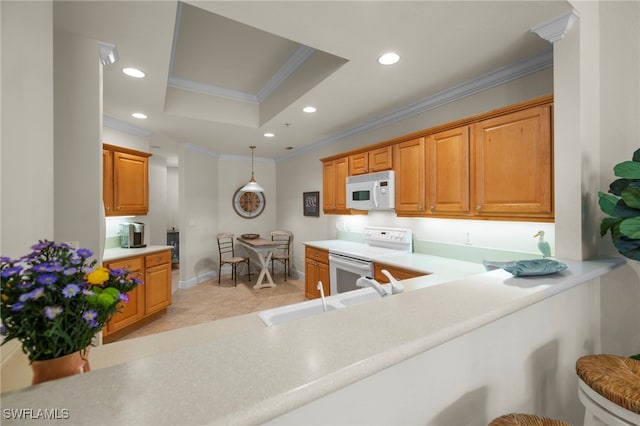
[{"xmin": 346, "ymin": 170, "xmax": 395, "ymax": 211}]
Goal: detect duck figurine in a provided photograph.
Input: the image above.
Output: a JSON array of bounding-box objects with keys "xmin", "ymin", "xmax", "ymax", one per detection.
[{"xmin": 534, "ymin": 230, "xmax": 551, "ymax": 258}]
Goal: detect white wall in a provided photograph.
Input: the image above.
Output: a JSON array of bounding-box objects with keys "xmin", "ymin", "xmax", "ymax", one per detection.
[
  {"xmin": 53, "ymin": 30, "xmax": 103, "ymax": 257},
  {"xmin": 1, "ymin": 1, "xmax": 54, "ymax": 257}
]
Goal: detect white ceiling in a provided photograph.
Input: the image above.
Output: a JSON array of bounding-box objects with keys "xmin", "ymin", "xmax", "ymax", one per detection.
[{"xmin": 53, "ymin": 1, "xmax": 572, "ymax": 165}]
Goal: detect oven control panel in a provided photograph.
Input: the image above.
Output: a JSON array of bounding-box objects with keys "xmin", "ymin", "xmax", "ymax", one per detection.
[{"xmin": 363, "ymin": 226, "xmax": 412, "ymax": 249}]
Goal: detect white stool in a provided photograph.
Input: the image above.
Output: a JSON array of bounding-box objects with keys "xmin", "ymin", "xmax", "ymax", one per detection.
[{"xmin": 576, "ymin": 355, "xmax": 640, "ymax": 426}]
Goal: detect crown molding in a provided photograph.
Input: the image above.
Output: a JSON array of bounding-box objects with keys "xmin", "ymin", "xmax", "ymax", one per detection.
[
  {"xmin": 103, "ymin": 115, "xmax": 152, "ymax": 137},
  {"xmin": 531, "ymin": 10, "xmax": 579, "ymax": 43},
  {"xmin": 257, "ymin": 45, "xmax": 316, "ymax": 102},
  {"xmin": 276, "ymin": 47, "xmax": 553, "ymax": 162},
  {"xmin": 168, "ymin": 2, "xmax": 314, "ymax": 105}
]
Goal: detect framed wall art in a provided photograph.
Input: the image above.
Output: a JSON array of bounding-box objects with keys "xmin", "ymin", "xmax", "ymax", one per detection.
[{"xmin": 303, "ymin": 191, "xmax": 320, "ymax": 217}]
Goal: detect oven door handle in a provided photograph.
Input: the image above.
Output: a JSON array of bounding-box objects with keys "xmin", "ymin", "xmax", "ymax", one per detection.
[{"xmin": 329, "ymin": 254, "xmax": 372, "ymax": 271}]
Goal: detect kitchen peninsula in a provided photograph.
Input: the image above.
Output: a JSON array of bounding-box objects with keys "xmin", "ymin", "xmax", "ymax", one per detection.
[{"xmin": 0, "ymin": 255, "xmax": 624, "ymax": 425}]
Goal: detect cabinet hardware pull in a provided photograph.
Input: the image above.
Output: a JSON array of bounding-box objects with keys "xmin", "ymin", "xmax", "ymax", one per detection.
[
  {"xmin": 430, "ymin": 205, "xmax": 435, "ymax": 210},
  {"xmin": 476, "ymin": 205, "xmax": 482, "ymax": 210}
]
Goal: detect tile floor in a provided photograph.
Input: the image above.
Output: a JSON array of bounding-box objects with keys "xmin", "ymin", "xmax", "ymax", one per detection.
[{"xmin": 115, "ymin": 268, "xmax": 306, "ymax": 341}]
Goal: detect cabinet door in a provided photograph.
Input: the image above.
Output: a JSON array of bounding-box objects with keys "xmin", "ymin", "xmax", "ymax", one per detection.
[
  {"xmin": 145, "ymin": 261, "xmax": 171, "ymax": 315},
  {"xmin": 368, "ymin": 146, "xmax": 393, "ymax": 173},
  {"xmin": 102, "ymin": 149, "xmax": 114, "ymax": 214},
  {"xmin": 471, "ymin": 105, "xmax": 552, "ymax": 216},
  {"xmin": 104, "ymin": 256, "xmax": 145, "ymax": 336},
  {"xmin": 322, "ymin": 160, "xmax": 336, "ymax": 212},
  {"xmin": 334, "ymin": 157, "xmax": 349, "ymax": 211},
  {"xmin": 394, "ymin": 137, "xmax": 426, "ymax": 214},
  {"xmin": 304, "ymin": 246, "xmax": 330, "ymax": 299},
  {"xmin": 349, "ymin": 152, "xmax": 368, "ymax": 175},
  {"xmin": 113, "ymin": 151, "xmax": 149, "ymax": 215},
  {"xmin": 426, "ymin": 126, "xmax": 470, "ymax": 214}
]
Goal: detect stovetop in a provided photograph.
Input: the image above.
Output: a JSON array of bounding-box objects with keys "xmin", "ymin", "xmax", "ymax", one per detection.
[{"xmin": 328, "ymin": 227, "xmax": 412, "ymax": 261}]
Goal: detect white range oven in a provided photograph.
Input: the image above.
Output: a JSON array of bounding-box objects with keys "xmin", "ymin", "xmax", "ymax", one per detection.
[{"xmin": 329, "ymin": 226, "xmax": 412, "ymax": 294}]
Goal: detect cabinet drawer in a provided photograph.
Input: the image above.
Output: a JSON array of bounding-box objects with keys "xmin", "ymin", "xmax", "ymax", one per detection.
[
  {"xmin": 106, "ymin": 256, "xmax": 143, "ymax": 272},
  {"xmin": 305, "ymin": 246, "xmax": 329, "ymax": 264},
  {"xmin": 145, "ymin": 250, "xmax": 171, "ymax": 268}
]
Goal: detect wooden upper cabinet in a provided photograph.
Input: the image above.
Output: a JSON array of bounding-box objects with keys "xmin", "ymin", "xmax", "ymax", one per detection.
[
  {"xmin": 322, "ymin": 157, "xmax": 349, "ymax": 213},
  {"xmin": 102, "ymin": 149, "xmax": 114, "ymax": 213},
  {"xmin": 426, "ymin": 126, "xmax": 470, "ymax": 215},
  {"xmin": 394, "ymin": 137, "xmax": 426, "ymax": 214},
  {"xmin": 471, "ymin": 105, "xmax": 552, "ymax": 217},
  {"xmin": 349, "ymin": 146, "xmax": 393, "ymax": 175},
  {"xmin": 103, "ymin": 144, "xmax": 151, "ymax": 216}
]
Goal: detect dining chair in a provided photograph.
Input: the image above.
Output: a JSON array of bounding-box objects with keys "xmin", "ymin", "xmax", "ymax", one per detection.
[
  {"xmin": 216, "ymin": 233, "xmax": 250, "ymax": 286},
  {"xmin": 270, "ymin": 230, "xmax": 292, "ymax": 282}
]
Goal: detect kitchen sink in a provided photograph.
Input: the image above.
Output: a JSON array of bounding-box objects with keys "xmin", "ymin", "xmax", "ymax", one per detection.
[{"xmin": 258, "ymin": 286, "xmax": 388, "ymax": 326}]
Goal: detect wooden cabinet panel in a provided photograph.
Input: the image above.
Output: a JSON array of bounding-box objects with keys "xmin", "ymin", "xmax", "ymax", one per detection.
[
  {"xmin": 145, "ymin": 250, "xmax": 172, "ymax": 269},
  {"xmin": 145, "ymin": 261, "xmax": 171, "ymax": 315},
  {"xmin": 102, "ymin": 149, "xmax": 114, "ymax": 214},
  {"xmin": 471, "ymin": 105, "xmax": 552, "ymax": 217},
  {"xmin": 322, "ymin": 157, "xmax": 350, "ymax": 214},
  {"xmin": 373, "ymin": 262, "xmax": 427, "ymax": 283},
  {"xmin": 104, "ymin": 257, "xmax": 144, "ymax": 335},
  {"xmin": 350, "ymin": 146, "xmax": 393, "ymax": 175},
  {"xmin": 113, "ymin": 151, "xmax": 149, "ymax": 215},
  {"xmin": 394, "ymin": 137, "xmax": 426, "ymax": 214},
  {"xmin": 426, "ymin": 126, "xmax": 470, "ymax": 214},
  {"xmin": 305, "ymin": 246, "xmax": 330, "ymax": 299},
  {"xmin": 103, "ymin": 144, "xmax": 151, "ymax": 217}
]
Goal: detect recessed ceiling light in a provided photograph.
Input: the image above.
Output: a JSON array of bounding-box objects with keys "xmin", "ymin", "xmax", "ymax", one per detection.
[
  {"xmin": 132, "ymin": 112, "xmax": 147, "ymax": 119},
  {"xmin": 264, "ymin": 133, "xmax": 275, "ymax": 138},
  {"xmin": 303, "ymin": 106, "xmax": 317, "ymax": 113},
  {"xmin": 122, "ymin": 67, "xmax": 146, "ymax": 78},
  {"xmin": 378, "ymin": 52, "xmax": 400, "ymax": 65}
]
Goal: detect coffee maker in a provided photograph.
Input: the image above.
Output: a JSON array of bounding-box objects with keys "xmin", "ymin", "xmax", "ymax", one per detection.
[{"xmin": 119, "ymin": 222, "xmax": 146, "ymax": 248}]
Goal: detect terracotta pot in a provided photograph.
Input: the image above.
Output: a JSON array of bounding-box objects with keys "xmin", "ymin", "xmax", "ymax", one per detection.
[{"xmin": 30, "ymin": 347, "xmax": 91, "ymax": 385}]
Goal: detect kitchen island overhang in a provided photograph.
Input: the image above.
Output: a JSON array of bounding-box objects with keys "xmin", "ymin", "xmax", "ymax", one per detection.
[{"xmin": 0, "ymin": 257, "xmax": 626, "ymax": 425}]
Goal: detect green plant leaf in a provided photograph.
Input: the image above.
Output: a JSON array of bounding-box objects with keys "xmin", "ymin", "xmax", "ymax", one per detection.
[
  {"xmin": 609, "ymin": 178, "xmax": 632, "ymax": 196},
  {"xmin": 598, "ymin": 191, "xmax": 620, "ymax": 217},
  {"xmin": 600, "ymin": 217, "xmax": 622, "ymax": 236},
  {"xmin": 621, "ymin": 182, "xmax": 640, "ymax": 209},
  {"xmin": 614, "ymin": 160, "xmax": 640, "ymax": 179},
  {"xmin": 620, "ymin": 217, "xmax": 640, "ymax": 239},
  {"xmin": 632, "ymin": 148, "xmax": 640, "ymax": 162},
  {"xmin": 614, "ymin": 200, "xmax": 640, "ymax": 218}
]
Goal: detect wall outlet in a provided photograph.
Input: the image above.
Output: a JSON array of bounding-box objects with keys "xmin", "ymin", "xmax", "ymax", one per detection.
[{"xmin": 464, "ymin": 232, "xmax": 472, "ymax": 245}]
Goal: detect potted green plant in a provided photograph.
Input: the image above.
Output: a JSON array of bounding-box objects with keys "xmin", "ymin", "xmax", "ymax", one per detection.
[
  {"xmin": 0, "ymin": 240, "xmax": 140, "ymax": 384},
  {"xmin": 599, "ymin": 148, "xmax": 640, "ymax": 261}
]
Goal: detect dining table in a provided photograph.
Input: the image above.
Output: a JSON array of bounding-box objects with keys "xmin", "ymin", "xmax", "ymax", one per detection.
[{"xmin": 236, "ymin": 236, "xmax": 282, "ymax": 289}]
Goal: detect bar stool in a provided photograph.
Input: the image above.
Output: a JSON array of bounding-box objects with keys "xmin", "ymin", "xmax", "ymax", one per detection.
[
  {"xmin": 575, "ymin": 354, "xmax": 640, "ymax": 426},
  {"xmin": 489, "ymin": 413, "xmax": 570, "ymax": 426}
]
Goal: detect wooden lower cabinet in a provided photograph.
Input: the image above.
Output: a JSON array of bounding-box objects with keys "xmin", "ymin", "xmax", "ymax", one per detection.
[
  {"xmin": 305, "ymin": 246, "xmax": 330, "ymax": 299},
  {"xmin": 373, "ymin": 262, "xmax": 427, "ymax": 283},
  {"xmin": 103, "ymin": 249, "xmax": 172, "ymax": 343}
]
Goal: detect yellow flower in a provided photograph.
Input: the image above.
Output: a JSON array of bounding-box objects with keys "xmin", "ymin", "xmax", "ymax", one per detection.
[
  {"xmin": 1, "ymin": 294, "xmax": 8, "ymax": 302},
  {"xmin": 86, "ymin": 266, "xmax": 110, "ymax": 285}
]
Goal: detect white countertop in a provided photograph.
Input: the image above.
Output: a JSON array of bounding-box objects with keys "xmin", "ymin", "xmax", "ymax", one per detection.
[
  {"xmin": 102, "ymin": 245, "xmax": 174, "ymax": 262},
  {"xmin": 0, "ymin": 252, "xmax": 624, "ymax": 425}
]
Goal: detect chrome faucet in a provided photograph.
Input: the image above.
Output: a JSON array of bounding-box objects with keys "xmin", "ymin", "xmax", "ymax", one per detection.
[
  {"xmin": 317, "ymin": 281, "xmax": 328, "ymax": 312},
  {"xmin": 356, "ymin": 276, "xmax": 390, "ymax": 297}
]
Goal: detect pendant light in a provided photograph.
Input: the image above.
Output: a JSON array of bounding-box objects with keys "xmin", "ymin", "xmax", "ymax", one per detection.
[{"xmin": 241, "ymin": 145, "xmax": 264, "ymax": 192}]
